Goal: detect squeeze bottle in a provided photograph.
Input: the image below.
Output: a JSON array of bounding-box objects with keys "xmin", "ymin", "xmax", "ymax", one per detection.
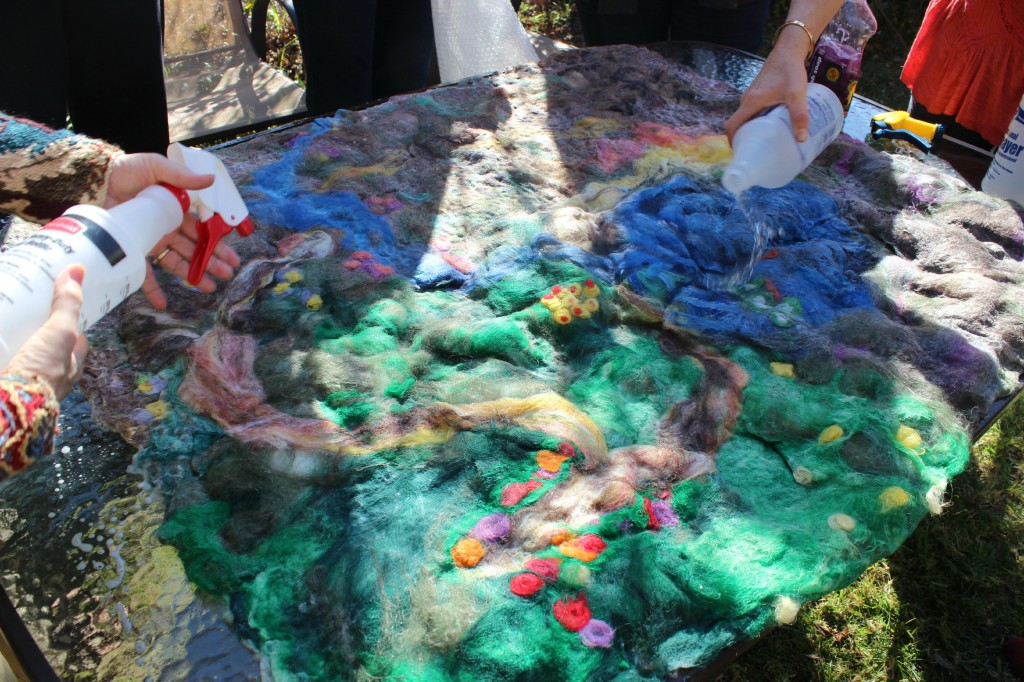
[
  {"xmin": 0, "ymin": 143, "xmax": 253, "ymax": 369},
  {"xmin": 981, "ymin": 94, "xmax": 1024, "ymax": 206},
  {"xmin": 807, "ymin": 0, "xmax": 878, "ymax": 115},
  {"xmin": 722, "ymin": 83, "xmax": 844, "ymax": 196}
]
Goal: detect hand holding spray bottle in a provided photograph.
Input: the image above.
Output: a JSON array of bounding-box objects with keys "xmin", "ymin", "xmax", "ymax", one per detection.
[{"xmin": 0, "ymin": 143, "xmax": 253, "ymax": 368}]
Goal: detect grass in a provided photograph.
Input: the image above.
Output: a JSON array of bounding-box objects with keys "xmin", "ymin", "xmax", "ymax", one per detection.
[
  {"xmin": 854, "ymin": 0, "xmax": 931, "ymax": 107},
  {"xmin": 253, "ymin": 4, "xmax": 1024, "ymax": 678},
  {"xmin": 721, "ymin": 399, "xmax": 1024, "ymax": 681}
]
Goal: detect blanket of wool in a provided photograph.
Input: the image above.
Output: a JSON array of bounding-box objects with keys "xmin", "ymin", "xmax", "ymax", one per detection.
[{"xmin": 24, "ymin": 45, "xmax": 1024, "ymax": 680}]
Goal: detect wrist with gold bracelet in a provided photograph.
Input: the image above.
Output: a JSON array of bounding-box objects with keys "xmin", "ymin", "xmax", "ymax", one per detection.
[{"xmin": 773, "ymin": 20, "xmax": 817, "ymax": 61}]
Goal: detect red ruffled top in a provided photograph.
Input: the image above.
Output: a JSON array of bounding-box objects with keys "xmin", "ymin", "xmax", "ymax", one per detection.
[{"xmin": 901, "ymin": 0, "xmax": 1024, "ymax": 146}]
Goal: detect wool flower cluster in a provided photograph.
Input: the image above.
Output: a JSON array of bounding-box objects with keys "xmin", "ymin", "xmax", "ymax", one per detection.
[{"xmin": 540, "ymin": 279, "xmax": 601, "ymax": 325}]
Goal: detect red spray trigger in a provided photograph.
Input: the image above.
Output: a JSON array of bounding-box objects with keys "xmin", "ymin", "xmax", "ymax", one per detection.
[
  {"xmin": 188, "ymin": 215, "xmax": 254, "ymax": 286},
  {"xmin": 166, "ymin": 143, "xmax": 253, "ymax": 286}
]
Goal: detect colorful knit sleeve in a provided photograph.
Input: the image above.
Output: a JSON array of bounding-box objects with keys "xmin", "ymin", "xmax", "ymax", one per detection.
[
  {"xmin": 0, "ymin": 375, "xmax": 59, "ymax": 481},
  {"xmin": 0, "ymin": 112, "xmax": 123, "ymax": 223}
]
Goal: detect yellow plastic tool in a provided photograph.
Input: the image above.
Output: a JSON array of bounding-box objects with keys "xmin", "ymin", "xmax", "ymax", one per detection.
[{"xmin": 870, "ymin": 111, "xmax": 944, "ymax": 153}]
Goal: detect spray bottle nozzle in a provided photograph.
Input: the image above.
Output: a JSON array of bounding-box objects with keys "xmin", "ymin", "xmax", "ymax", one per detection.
[
  {"xmin": 158, "ymin": 183, "xmax": 192, "ymax": 213},
  {"xmin": 165, "ymin": 143, "xmax": 252, "ymax": 285},
  {"xmin": 190, "ymin": 214, "xmax": 254, "ymax": 286},
  {"xmin": 870, "ymin": 112, "xmax": 944, "ymax": 153}
]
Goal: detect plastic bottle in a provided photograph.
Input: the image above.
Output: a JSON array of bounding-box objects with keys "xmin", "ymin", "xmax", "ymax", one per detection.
[
  {"xmin": 0, "ymin": 144, "xmax": 251, "ymax": 369},
  {"xmin": 807, "ymin": 0, "xmax": 878, "ymax": 115},
  {"xmin": 722, "ymin": 83, "xmax": 844, "ymax": 196},
  {"xmin": 982, "ymin": 93, "xmax": 1024, "ymax": 206}
]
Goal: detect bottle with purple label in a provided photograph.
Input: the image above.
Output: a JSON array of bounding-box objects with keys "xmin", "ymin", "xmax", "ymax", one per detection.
[{"xmin": 807, "ymin": 0, "xmax": 877, "ymax": 115}]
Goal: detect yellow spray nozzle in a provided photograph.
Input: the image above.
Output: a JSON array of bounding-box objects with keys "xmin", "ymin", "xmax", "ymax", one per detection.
[
  {"xmin": 870, "ymin": 111, "xmax": 944, "ymax": 152},
  {"xmin": 873, "ymin": 111, "xmax": 942, "ymax": 140}
]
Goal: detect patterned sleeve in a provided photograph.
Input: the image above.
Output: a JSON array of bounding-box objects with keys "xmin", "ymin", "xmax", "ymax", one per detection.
[
  {"xmin": 0, "ymin": 375, "xmax": 59, "ymax": 481},
  {"xmin": 0, "ymin": 112, "xmax": 123, "ymax": 223}
]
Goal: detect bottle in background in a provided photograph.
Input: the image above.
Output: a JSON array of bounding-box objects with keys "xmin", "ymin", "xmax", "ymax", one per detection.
[
  {"xmin": 982, "ymin": 94, "xmax": 1024, "ymax": 206},
  {"xmin": 722, "ymin": 83, "xmax": 844, "ymax": 196},
  {"xmin": 807, "ymin": 0, "xmax": 878, "ymax": 115}
]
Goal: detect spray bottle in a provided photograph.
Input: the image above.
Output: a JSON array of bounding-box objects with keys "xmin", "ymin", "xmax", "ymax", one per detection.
[
  {"xmin": 722, "ymin": 83, "xmax": 844, "ymax": 196},
  {"xmin": 0, "ymin": 143, "xmax": 253, "ymax": 369},
  {"xmin": 807, "ymin": 0, "xmax": 878, "ymax": 115},
  {"xmin": 982, "ymin": 93, "xmax": 1024, "ymax": 206}
]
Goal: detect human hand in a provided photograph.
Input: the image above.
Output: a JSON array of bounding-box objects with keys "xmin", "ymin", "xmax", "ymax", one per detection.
[
  {"xmin": 4, "ymin": 265, "xmax": 89, "ymax": 401},
  {"xmin": 141, "ymin": 215, "xmax": 242, "ymax": 310},
  {"xmin": 105, "ymin": 152, "xmax": 215, "ymax": 208},
  {"xmin": 724, "ymin": 31, "xmax": 814, "ymax": 144},
  {"xmin": 104, "ymin": 152, "xmax": 242, "ymax": 310}
]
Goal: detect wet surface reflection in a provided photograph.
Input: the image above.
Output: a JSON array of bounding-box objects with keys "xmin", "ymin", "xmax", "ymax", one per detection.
[{"xmin": 0, "ymin": 389, "xmax": 259, "ymax": 678}]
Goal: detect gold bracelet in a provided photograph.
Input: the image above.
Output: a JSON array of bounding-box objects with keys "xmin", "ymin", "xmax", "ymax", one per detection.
[{"xmin": 773, "ymin": 20, "xmax": 816, "ymax": 60}]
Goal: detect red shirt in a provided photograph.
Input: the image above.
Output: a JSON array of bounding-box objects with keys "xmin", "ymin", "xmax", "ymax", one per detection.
[{"xmin": 901, "ymin": 0, "xmax": 1024, "ymax": 146}]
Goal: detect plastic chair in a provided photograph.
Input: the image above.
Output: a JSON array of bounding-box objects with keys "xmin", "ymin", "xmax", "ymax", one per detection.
[{"xmin": 164, "ymin": 0, "xmax": 307, "ymax": 144}]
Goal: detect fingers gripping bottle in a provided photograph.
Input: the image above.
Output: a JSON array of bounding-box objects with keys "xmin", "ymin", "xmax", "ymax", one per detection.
[
  {"xmin": 722, "ymin": 83, "xmax": 844, "ymax": 195},
  {"xmin": 0, "ymin": 143, "xmax": 253, "ymax": 368},
  {"xmin": 807, "ymin": 0, "xmax": 877, "ymax": 114}
]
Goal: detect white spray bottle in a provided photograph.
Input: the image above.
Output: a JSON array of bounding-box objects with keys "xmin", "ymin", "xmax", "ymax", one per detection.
[
  {"xmin": 981, "ymin": 93, "xmax": 1024, "ymax": 206},
  {"xmin": 722, "ymin": 83, "xmax": 844, "ymax": 196},
  {"xmin": 0, "ymin": 143, "xmax": 253, "ymax": 369}
]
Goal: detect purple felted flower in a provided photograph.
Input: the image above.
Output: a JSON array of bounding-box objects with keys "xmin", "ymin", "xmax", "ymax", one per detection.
[
  {"xmin": 579, "ymin": 619, "xmax": 614, "ymax": 648},
  {"xmin": 136, "ymin": 375, "xmax": 168, "ymax": 396},
  {"xmin": 468, "ymin": 513, "xmax": 511, "ymax": 543},
  {"xmin": 650, "ymin": 499, "xmax": 679, "ymax": 527}
]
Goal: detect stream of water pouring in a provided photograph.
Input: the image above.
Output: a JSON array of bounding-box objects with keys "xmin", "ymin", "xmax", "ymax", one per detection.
[{"xmin": 712, "ymin": 191, "xmax": 780, "ymax": 290}]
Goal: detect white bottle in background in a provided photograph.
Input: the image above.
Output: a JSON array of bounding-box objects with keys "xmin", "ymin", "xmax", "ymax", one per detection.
[
  {"xmin": 722, "ymin": 83, "xmax": 845, "ymax": 196},
  {"xmin": 982, "ymin": 93, "xmax": 1024, "ymax": 206}
]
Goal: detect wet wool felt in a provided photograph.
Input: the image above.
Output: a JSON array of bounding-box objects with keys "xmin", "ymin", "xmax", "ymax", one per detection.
[{"xmin": 56, "ymin": 45, "xmax": 1024, "ymax": 679}]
